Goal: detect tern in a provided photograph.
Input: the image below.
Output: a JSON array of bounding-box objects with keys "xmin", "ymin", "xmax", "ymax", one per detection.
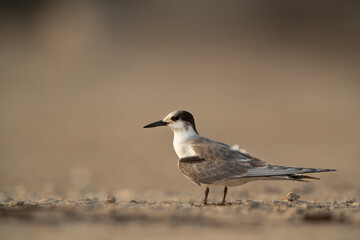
[{"xmin": 144, "ymin": 110, "xmax": 335, "ymax": 205}]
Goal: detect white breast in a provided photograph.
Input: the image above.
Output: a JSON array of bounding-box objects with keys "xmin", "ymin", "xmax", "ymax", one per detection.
[
  {"xmin": 172, "ymin": 129, "xmax": 197, "ymax": 158},
  {"xmin": 173, "ymin": 140, "xmax": 195, "ymax": 158}
]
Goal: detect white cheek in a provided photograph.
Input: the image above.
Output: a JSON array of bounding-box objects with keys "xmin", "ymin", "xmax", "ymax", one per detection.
[{"xmin": 168, "ymin": 121, "xmax": 185, "ymax": 130}]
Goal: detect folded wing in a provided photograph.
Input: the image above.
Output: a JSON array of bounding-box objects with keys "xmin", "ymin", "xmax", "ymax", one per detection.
[{"xmin": 177, "ymin": 140, "xmax": 268, "ymax": 185}]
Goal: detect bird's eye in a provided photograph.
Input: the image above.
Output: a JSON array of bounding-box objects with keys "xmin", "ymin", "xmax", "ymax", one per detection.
[{"xmin": 171, "ymin": 116, "xmax": 180, "ymax": 121}]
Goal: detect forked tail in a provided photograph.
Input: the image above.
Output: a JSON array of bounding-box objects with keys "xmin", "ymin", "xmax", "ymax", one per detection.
[
  {"xmin": 287, "ymin": 174, "xmax": 320, "ymax": 182},
  {"xmin": 245, "ymin": 165, "xmax": 336, "ymax": 180}
]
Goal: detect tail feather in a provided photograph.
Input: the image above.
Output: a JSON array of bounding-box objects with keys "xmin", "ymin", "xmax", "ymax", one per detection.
[
  {"xmin": 245, "ymin": 165, "xmax": 336, "ymax": 178},
  {"xmin": 288, "ymin": 174, "xmax": 320, "ymax": 182}
]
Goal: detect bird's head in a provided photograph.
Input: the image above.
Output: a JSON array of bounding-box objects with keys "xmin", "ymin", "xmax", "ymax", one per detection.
[{"xmin": 143, "ymin": 110, "xmax": 198, "ymax": 134}]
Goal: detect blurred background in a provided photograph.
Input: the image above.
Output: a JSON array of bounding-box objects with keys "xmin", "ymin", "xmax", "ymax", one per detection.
[{"xmin": 0, "ymin": 0, "xmax": 359, "ymax": 200}]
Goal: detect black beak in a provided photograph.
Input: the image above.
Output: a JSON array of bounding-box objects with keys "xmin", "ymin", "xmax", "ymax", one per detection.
[{"xmin": 143, "ymin": 120, "xmax": 168, "ymax": 128}]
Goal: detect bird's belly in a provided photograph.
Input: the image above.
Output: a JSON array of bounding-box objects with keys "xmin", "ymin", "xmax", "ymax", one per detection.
[
  {"xmin": 212, "ymin": 176, "xmax": 284, "ymax": 186},
  {"xmin": 212, "ymin": 178, "xmax": 257, "ymax": 186}
]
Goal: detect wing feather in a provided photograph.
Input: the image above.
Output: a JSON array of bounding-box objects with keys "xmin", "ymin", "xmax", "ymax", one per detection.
[{"xmin": 177, "ymin": 138, "xmax": 269, "ymax": 185}]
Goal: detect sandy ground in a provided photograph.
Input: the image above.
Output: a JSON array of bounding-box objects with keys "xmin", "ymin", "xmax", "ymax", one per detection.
[{"xmin": 1, "ymin": 187, "xmax": 360, "ymax": 240}]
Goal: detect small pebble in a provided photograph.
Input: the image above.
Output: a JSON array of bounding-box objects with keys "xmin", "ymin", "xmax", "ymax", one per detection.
[
  {"xmin": 106, "ymin": 196, "xmax": 116, "ymax": 204},
  {"xmin": 285, "ymin": 192, "xmax": 300, "ymax": 202},
  {"xmin": 245, "ymin": 201, "xmax": 259, "ymax": 208}
]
